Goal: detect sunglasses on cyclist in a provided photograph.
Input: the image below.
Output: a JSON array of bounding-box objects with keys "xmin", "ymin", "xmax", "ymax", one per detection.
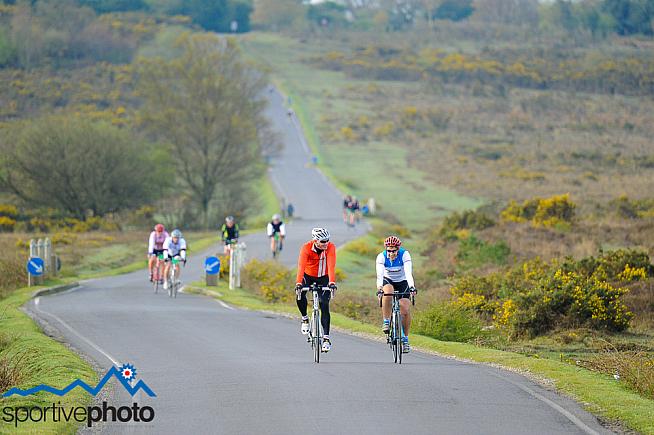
[
  {"xmin": 386, "ymin": 248, "xmax": 398, "ymax": 253},
  {"xmin": 317, "ymin": 239, "xmax": 329, "ymax": 244}
]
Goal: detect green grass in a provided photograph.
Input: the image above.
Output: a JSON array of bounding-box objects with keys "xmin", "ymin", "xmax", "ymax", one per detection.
[
  {"xmin": 70, "ymin": 231, "xmax": 218, "ymax": 280},
  {"xmin": 245, "ymin": 174, "xmax": 281, "ymax": 229},
  {"xmin": 241, "ymin": 33, "xmax": 480, "ymax": 229},
  {"xmin": 187, "ymin": 277, "xmax": 654, "ymax": 434},
  {"xmin": 0, "ymin": 281, "xmax": 97, "ymax": 434}
]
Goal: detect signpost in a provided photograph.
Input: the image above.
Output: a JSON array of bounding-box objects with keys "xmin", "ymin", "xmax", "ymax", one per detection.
[
  {"xmin": 26, "ymin": 257, "xmax": 44, "ymax": 287},
  {"xmin": 205, "ymin": 256, "xmax": 220, "ymax": 286}
]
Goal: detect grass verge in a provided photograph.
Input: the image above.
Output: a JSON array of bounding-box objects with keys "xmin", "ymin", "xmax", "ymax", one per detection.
[{"xmin": 0, "ymin": 281, "xmax": 97, "ymax": 434}]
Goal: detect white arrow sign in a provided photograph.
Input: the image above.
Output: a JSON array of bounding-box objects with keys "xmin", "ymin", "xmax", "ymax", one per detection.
[
  {"xmin": 30, "ymin": 261, "xmax": 43, "ymax": 274},
  {"xmin": 205, "ymin": 261, "xmax": 220, "ymax": 271}
]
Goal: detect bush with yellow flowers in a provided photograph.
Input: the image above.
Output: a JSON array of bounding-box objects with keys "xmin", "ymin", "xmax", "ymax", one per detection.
[
  {"xmin": 501, "ymin": 194, "xmax": 575, "ymax": 228},
  {"xmin": 451, "ymin": 249, "xmax": 650, "ymax": 337}
]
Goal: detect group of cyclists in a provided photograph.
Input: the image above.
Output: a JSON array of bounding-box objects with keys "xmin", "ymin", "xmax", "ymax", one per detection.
[
  {"xmin": 146, "ymin": 213, "xmax": 417, "ymax": 355},
  {"xmin": 294, "ymin": 228, "xmax": 416, "ymax": 353},
  {"xmin": 342, "ymin": 195, "xmax": 361, "ymax": 226}
]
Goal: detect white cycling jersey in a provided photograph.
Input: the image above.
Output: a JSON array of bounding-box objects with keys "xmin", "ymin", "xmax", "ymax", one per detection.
[
  {"xmin": 163, "ymin": 237, "xmax": 187, "ymax": 260},
  {"xmin": 267, "ymin": 221, "xmax": 286, "ymax": 237},
  {"xmin": 376, "ymin": 248, "xmax": 414, "ymax": 288}
]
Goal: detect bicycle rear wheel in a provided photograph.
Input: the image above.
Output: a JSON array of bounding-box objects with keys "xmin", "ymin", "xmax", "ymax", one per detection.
[{"xmin": 313, "ymin": 310, "xmax": 321, "ymax": 363}]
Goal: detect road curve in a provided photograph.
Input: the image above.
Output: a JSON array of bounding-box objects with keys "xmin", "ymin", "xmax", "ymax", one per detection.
[{"xmin": 27, "ymin": 89, "xmax": 611, "ymax": 435}]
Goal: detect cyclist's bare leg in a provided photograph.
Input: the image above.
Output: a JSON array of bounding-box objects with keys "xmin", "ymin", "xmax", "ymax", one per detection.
[
  {"xmin": 400, "ymin": 298, "xmax": 411, "ymax": 335},
  {"xmin": 381, "ymin": 283, "xmax": 394, "ymax": 319},
  {"xmin": 163, "ymin": 262, "xmax": 171, "ymax": 283},
  {"xmin": 269, "ymin": 236, "xmax": 275, "ymax": 253},
  {"xmin": 148, "ymin": 254, "xmax": 156, "ymax": 275}
]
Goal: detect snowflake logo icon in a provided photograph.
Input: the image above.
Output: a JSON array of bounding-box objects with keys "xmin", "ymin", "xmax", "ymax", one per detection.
[{"xmin": 119, "ymin": 363, "xmax": 137, "ymax": 382}]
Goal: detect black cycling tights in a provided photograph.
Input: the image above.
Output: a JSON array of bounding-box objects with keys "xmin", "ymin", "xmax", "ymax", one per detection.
[{"xmin": 297, "ymin": 290, "xmax": 331, "ymax": 335}]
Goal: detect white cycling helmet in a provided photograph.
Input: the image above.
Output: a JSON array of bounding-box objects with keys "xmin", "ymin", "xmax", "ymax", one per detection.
[
  {"xmin": 311, "ymin": 227, "xmax": 330, "ymax": 241},
  {"xmin": 171, "ymin": 229, "xmax": 182, "ymax": 238},
  {"xmin": 272, "ymin": 214, "xmax": 281, "ymax": 221}
]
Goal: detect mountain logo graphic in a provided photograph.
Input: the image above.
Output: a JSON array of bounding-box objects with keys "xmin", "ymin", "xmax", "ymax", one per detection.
[{"xmin": 2, "ymin": 363, "xmax": 156, "ymax": 398}]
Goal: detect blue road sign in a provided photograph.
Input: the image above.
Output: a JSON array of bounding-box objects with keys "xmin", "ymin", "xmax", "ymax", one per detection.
[
  {"xmin": 27, "ymin": 257, "xmax": 44, "ymax": 276},
  {"xmin": 205, "ymin": 256, "xmax": 220, "ymax": 275}
]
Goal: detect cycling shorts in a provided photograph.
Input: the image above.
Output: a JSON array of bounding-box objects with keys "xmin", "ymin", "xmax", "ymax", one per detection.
[{"xmin": 382, "ymin": 278, "xmax": 410, "ymax": 298}]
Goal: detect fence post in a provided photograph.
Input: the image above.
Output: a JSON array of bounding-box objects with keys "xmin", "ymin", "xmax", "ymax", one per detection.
[
  {"xmin": 229, "ymin": 247, "xmax": 235, "ymax": 290},
  {"xmin": 36, "ymin": 239, "xmax": 44, "ymax": 284},
  {"xmin": 44, "ymin": 238, "xmax": 51, "ymax": 277}
]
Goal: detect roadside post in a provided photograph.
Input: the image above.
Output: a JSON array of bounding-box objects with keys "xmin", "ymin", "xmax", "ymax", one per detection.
[
  {"xmin": 205, "ymin": 256, "xmax": 220, "ymax": 286},
  {"xmin": 26, "ymin": 256, "xmax": 44, "ymax": 287}
]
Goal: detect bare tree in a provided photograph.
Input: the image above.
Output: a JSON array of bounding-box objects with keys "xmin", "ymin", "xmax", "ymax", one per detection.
[{"xmin": 138, "ymin": 33, "xmax": 268, "ymax": 229}]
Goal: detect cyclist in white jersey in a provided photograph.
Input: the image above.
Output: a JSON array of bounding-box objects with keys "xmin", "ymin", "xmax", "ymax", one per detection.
[
  {"xmin": 376, "ymin": 236, "xmax": 417, "ymax": 353},
  {"xmin": 163, "ymin": 229, "xmax": 187, "ymax": 290}
]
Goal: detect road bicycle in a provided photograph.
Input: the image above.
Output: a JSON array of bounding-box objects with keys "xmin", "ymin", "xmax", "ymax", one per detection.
[
  {"xmin": 297, "ymin": 283, "xmax": 333, "ymax": 363},
  {"xmin": 271, "ymin": 233, "xmax": 282, "ymax": 259},
  {"xmin": 378, "ymin": 290, "xmax": 415, "ymax": 364},
  {"xmin": 167, "ymin": 257, "xmax": 183, "ymax": 298},
  {"xmin": 152, "ymin": 254, "xmax": 164, "ymax": 294}
]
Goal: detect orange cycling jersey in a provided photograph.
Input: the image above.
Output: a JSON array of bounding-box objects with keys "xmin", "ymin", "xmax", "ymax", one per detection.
[{"xmin": 296, "ymin": 240, "xmax": 336, "ymax": 284}]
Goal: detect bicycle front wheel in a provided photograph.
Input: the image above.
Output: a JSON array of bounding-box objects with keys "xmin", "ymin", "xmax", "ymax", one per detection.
[{"xmin": 313, "ymin": 311, "xmax": 321, "ymax": 363}]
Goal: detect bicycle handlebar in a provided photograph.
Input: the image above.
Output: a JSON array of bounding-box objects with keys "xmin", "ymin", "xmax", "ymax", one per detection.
[
  {"xmin": 377, "ymin": 290, "xmax": 416, "ymax": 307},
  {"xmin": 296, "ymin": 286, "xmax": 333, "ymax": 300}
]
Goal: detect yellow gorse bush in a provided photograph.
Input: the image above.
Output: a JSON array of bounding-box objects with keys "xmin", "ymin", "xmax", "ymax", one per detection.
[{"xmin": 501, "ymin": 194, "xmax": 575, "ymax": 228}]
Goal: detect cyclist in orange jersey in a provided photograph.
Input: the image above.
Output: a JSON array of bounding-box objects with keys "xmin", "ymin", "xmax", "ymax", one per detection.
[{"xmin": 295, "ymin": 228, "xmax": 337, "ymax": 352}]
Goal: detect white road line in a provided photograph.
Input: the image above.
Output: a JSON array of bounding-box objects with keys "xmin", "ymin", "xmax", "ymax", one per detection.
[
  {"xmin": 217, "ymin": 300, "xmax": 235, "ymax": 310},
  {"xmin": 33, "ymin": 294, "xmax": 121, "ymax": 367},
  {"xmin": 489, "ymin": 371, "xmax": 600, "ymax": 435}
]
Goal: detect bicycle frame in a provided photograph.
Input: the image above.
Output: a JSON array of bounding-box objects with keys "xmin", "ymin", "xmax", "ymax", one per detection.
[{"xmin": 298, "ymin": 283, "xmax": 332, "ymax": 363}]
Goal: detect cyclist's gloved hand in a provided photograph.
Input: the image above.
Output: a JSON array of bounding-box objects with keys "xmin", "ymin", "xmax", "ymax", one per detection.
[
  {"xmin": 295, "ymin": 283, "xmax": 303, "ymax": 296},
  {"xmin": 409, "ymin": 286, "xmax": 417, "ymax": 295},
  {"xmin": 376, "ymin": 287, "xmax": 383, "ymax": 297},
  {"xmin": 328, "ymin": 282, "xmax": 337, "ymax": 296}
]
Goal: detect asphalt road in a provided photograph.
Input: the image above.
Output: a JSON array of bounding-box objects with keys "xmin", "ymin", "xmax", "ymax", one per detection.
[{"xmin": 27, "ymin": 89, "xmax": 611, "ymax": 435}]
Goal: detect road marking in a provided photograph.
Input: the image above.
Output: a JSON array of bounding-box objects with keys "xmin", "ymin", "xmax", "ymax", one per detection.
[
  {"xmin": 32, "ymin": 291, "xmax": 121, "ymax": 367},
  {"xmin": 489, "ymin": 371, "xmax": 600, "ymax": 435},
  {"xmin": 34, "ymin": 297, "xmax": 39, "ymax": 306},
  {"xmin": 217, "ymin": 300, "xmax": 235, "ymax": 310}
]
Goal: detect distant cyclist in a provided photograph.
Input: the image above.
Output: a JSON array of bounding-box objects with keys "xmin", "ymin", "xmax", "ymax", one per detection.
[
  {"xmin": 163, "ymin": 229, "xmax": 187, "ymax": 290},
  {"xmin": 147, "ymin": 223, "xmax": 169, "ymax": 282},
  {"xmin": 221, "ymin": 216, "xmax": 240, "ymax": 254},
  {"xmin": 342, "ymin": 195, "xmax": 352, "ymax": 223},
  {"xmin": 267, "ymin": 214, "xmax": 286, "ymax": 257},
  {"xmin": 295, "ymin": 228, "xmax": 337, "ymax": 352},
  {"xmin": 376, "ymin": 236, "xmax": 416, "ymax": 353}
]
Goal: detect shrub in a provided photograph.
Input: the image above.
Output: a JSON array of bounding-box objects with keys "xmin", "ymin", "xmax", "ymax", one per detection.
[
  {"xmin": 609, "ymin": 195, "xmax": 654, "ymax": 219},
  {"xmin": 332, "ymin": 293, "xmax": 377, "ymax": 324},
  {"xmin": 450, "ymin": 250, "xmax": 648, "ymax": 337},
  {"xmin": 413, "ymin": 303, "xmax": 484, "ymax": 342},
  {"xmin": 241, "ymin": 259, "xmax": 294, "ymax": 303},
  {"xmin": 501, "ymin": 194, "xmax": 575, "ymax": 227},
  {"xmin": 455, "ymin": 235, "xmax": 510, "ymax": 270},
  {"xmin": 0, "ymin": 256, "xmax": 27, "ymax": 298},
  {"xmin": 344, "ymin": 239, "xmax": 378, "ymax": 257},
  {"xmin": 0, "ymin": 216, "xmax": 16, "ymax": 232},
  {"xmin": 0, "ymin": 204, "xmax": 18, "ymax": 219},
  {"xmin": 439, "ymin": 209, "xmax": 495, "ymax": 238}
]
